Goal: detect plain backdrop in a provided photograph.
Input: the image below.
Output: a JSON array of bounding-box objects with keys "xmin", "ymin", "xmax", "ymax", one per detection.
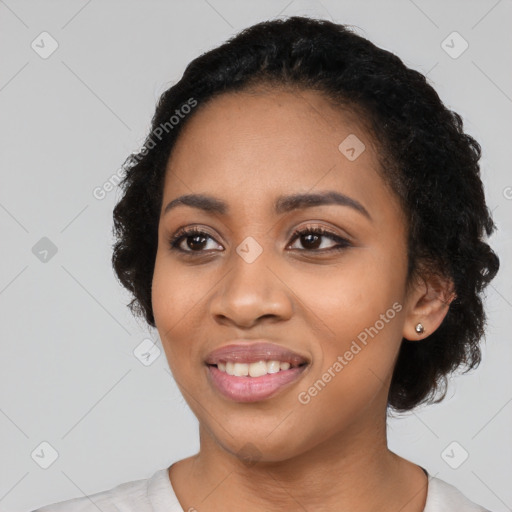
[{"xmin": 0, "ymin": 1, "xmax": 511, "ymax": 511}]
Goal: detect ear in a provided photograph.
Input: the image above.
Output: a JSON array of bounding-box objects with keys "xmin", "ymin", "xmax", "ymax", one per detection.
[{"xmin": 402, "ymin": 272, "xmax": 456, "ymax": 341}]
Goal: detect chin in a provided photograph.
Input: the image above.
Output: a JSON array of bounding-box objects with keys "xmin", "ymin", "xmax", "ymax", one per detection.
[{"xmin": 210, "ymin": 427, "xmax": 313, "ymax": 466}]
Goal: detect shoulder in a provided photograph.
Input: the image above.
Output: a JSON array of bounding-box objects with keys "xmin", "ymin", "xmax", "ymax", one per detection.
[
  {"xmin": 424, "ymin": 476, "xmax": 491, "ymax": 512},
  {"xmin": 31, "ymin": 469, "xmax": 171, "ymax": 512}
]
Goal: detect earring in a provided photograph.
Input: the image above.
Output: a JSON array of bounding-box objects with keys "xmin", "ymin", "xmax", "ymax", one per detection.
[{"xmin": 415, "ymin": 323, "xmax": 425, "ymax": 334}]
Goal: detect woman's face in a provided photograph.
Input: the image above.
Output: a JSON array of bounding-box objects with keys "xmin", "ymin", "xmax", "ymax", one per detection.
[{"xmin": 152, "ymin": 88, "xmax": 414, "ymax": 462}]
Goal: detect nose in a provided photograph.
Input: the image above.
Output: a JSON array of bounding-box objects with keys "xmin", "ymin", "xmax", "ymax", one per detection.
[{"xmin": 209, "ymin": 248, "xmax": 294, "ymax": 329}]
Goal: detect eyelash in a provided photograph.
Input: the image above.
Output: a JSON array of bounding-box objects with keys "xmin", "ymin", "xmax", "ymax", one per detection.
[{"xmin": 167, "ymin": 225, "xmax": 351, "ymax": 255}]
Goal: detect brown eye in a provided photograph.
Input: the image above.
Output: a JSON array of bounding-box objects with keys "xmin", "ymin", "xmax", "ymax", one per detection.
[
  {"xmin": 168, "ymin": 225, "xmax": 351, "ymax": 256},
  {"xmin": 168, "ymin": 228, "xmax": 222, "ymax": 253},
  {"xmin": 184, "ymin": 233, "xmax": 208, "ymax": 251},
  {"xmin": 288, "ymin": 227, "xmax": 351, "ymax": 252}
]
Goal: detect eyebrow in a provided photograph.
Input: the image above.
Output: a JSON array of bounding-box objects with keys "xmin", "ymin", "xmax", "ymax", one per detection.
[{"xmin": 163, "ymin": 190, "xmax": 371, "ymax": 220}]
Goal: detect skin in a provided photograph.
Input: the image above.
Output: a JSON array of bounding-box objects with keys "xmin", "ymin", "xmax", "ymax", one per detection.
[{"xmin": 151, "ymin": 87, "xmax": 453, "ymax": 512}]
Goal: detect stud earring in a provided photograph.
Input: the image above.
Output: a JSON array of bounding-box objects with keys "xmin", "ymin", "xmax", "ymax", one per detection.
[{"xmin": 415, "ymin": 323, "xmax": 425, "ymax": 334}]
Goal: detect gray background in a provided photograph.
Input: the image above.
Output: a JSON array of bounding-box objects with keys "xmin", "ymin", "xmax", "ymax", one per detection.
[{"xmin": 0, "ymin": 1, "xmax": 511, "ymax": 511}]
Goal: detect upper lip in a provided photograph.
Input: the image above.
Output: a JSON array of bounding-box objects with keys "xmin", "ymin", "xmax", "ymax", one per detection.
[{"xmin": 205, "ymin": 341, "xmax": 309, "ymax": 366}]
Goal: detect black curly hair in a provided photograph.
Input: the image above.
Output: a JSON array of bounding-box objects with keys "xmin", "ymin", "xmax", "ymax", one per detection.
[{"xmin": 112, "ymin": 16, "xmax": 499, "ymax": 412}]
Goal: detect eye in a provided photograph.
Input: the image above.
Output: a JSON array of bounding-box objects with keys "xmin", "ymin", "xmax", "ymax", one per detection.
[
  {"xmin": 287, "ymin": 226, "xmax": 351, "ymax": 252},
  {"xmin": 168, "ymin": 224, "xmax": 351, "ymax": 255},
  {"xmin": 168, "ymin": 227, "xmax": 222, "ymax": 253}
]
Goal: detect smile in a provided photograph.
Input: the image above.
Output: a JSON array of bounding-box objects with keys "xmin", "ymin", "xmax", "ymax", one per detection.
[
  {"xmin": 215, "ymin": 359, "xmax": 300, "ymax": 377},
  {"xmin": 207, "ymin": 363, "xmax": 308, "ymax": 402}
]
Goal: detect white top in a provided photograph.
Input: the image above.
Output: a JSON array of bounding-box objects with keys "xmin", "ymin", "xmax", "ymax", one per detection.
[{"xmin": 32, "ymin": 466, "xmax": 491, "ymax": 512}]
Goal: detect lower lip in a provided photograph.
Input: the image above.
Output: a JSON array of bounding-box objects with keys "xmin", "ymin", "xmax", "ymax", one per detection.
[{"xmin": 206, "ymin": 364, "xmax": 307, "ymax": 402}]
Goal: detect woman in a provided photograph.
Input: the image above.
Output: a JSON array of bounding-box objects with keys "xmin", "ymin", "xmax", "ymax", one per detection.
[{"xmin": 34, "ymin": 15, "xmax": 499, "ymax": 512}]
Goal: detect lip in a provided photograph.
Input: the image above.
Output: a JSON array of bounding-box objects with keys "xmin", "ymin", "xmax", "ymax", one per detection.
[
  {"xmin": 205, "ymin": 341, "xmax": 310, "ymax": 403},
  {"xmin": 207, "ymin": 365, "xmax": 308, "ymax": 402},
  {"xmin": 205, "ymin": 341, "xmax": 309, "ymax": 366}
]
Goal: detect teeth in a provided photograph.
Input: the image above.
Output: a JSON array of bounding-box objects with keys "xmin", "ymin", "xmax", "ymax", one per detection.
[
  {"xmin": 216, "ymin": 360, "xmax": 298, "ymax": 377},
  {"xmin": 249, "ymin": 361, "xmax": 267, "ymax": 377},
  {"xmin": 267, "ymin": 360, "xmax": 281, "ymax": 374},
  {"xmin": 234, "ymin": 362, "xmax": 249, "ymax": 377},
  {"xmin": 226, "ymin": 361, "xmax": 235, "ymax": 375}
]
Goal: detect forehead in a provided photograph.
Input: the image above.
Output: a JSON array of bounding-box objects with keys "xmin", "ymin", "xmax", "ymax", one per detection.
[{"xmin": 162, "ymin": 88, "xmax": 390, "ymax": 218}]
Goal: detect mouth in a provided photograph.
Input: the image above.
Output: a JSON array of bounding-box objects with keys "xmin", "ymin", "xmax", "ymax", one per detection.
[
  {"xmin": 205, "ymin": 341, "xmax": 310, "ymax": 402},
  {"xmin": 208, "ymin": 359, "xmax": 307, "ymax": 376}
]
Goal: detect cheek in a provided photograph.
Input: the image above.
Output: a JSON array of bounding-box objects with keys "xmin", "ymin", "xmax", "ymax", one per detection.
[
  {"xmin": 152, "ymin": 258, "xmax": 180, "ymax": 331},
  {"xmin": 293, "ymin": 251, "xmax": 404, "ymax": 336},
  {"xmin": 293, "ymin": 250, "xmax": 406, "ymax": 386},
  {"xmin": 151, "ymin": 255, "xmax": 206, "ymax": 365},
  {"xmin": 152, "ymin": 244, "xmax": 218, "ymax": 323}
]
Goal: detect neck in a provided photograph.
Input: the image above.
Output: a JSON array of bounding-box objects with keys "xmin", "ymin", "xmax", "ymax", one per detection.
[{"xmin": 169, "ymin": 414, "xmax": 428, "ymax": 512}]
